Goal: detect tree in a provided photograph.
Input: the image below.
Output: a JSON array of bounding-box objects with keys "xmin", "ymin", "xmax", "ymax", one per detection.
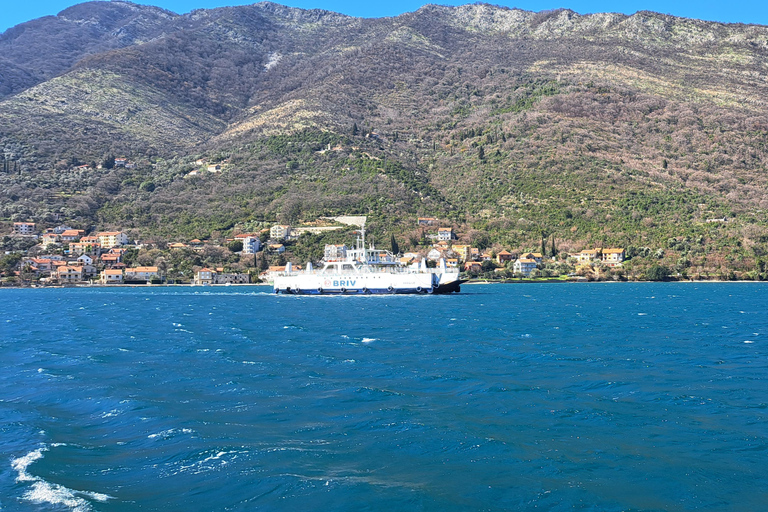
[
  {"xmin": 258, "ymin": 250, "xmax": 269, "ymax": 271},
  {"xmin": 645, "ymin": 264, "xmax": 671, "ymax": 281},
  {"xmin": 227, "ymin": 240, "xmax": 243, "ymax": 252},
  {"xmin": 390, "ymin": 234, "xmax": 399, "ymax": 255}
]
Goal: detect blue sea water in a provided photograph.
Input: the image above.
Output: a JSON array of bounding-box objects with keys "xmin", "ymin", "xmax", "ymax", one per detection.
[{"xmin": 1, "ymin": 283, "xmax": 766, "ymax": 511}]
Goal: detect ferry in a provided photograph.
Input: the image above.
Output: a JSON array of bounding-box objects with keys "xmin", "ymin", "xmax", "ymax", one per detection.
[{"xmin": 273, "ymin": 228, "xmax": 464, "ymax": 295}]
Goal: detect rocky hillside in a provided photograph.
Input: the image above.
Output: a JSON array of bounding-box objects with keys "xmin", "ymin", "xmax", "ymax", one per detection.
[{"xmin": 2, "ymin": 1, "xmax": 768, "ymax": 275}]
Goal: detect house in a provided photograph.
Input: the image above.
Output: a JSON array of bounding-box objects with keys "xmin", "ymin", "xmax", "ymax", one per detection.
[
  {"xmin": 52, "ymin": 225, "xmax": 74, "ymax": 234},
  {"xmin": 41, "ymin": 233, "xmax": 60, "ymax": 245},
  {"xmin": 426, "ymin": 248, "xmax": 446, "ymax": 261},
  {"xmin": 214, "ymin": 273, "xmax": 250, "ymax": 285},
  {"xmin": 114, "ymin": 158, "xmax": 127, "ymax": 167},
  {"xmin": 496, "ymin": 250, "xmax": 515, "ymax": 264},
  {"xmin": 574, "ymin": 249, "xmax": 601, "ymax": 264},
  {"xmin": 417, "ymin": 217, "xmax": 438, "ymax": 226},
  {"xmin": 270, "ymin": 225, "xmax": 291, "ymax": 240},
  {"xmin": 80, "ymin": 235, "xmax": 99, "ymax": 244},
  {"xmin": 101, "ymin": 253, "xmax": 122, "ymax": 266},
  {"xmin": 464, "ymin": 261, "xmax": 482, "ymax": 272},
  {"xmin": 77, "ymin": 254, "xmax": 94, "ymax": 266},
  {"xmin": 324, "ymin": 244, "xmax": 348, "ymax": 261},
  {"xmin": 601, "ymin": 248, "xmax": 625, "ymax": 267},
  {"xmin": 259, "ymin": 265, "xmax": 301, "ymax": 282},
  {"xmin": 97, "ymin": 231, "xmax": 129, "ymax": 249},
  {"xmin": 481, "ymin": 252, "xmax": 493, "ymax": 262},
  {"xmin": 25, "ymin": 258, "xmax": 54, "ymax": 275},
  {"xmin": 268, "ymin": 243, "xmax": 285, "ymax": 254},
  {"xmin": 241, "ymin": 236, "xmax": 261, "ymax": 255},
  {"xmin": 437, "ymin": 227, "xmax": 454, "ymax": 241},
  {"xmin": 56, "ymin": 266, "xmax": 83, "ymax": 283},
  {"xmin": 69, "ymin": 241, "xmax": 101, "ymax": 256},
  {"xmin": 168, "ymin": 242, "xmax": 189, "ymax": 249},
  {"xmin": 452, "ymin": 244, "xmax": 471, "ymax": 262},
  {"xmin": 100, "ymin": 269, "xmax": 124, "ymax": 284},
  {"xmin": 124, "ymin": 266, "xmax": 159, "ymax": 282},
  {"xmin": 51, "ymin": 260, "xmax": 68, "ymax": 271},
  {"xmin": 445, "ymin": 258, "xmax": 459, "ymax": 268},
  {"xmin": 513, "ymin": 258, "xmax": 538, "ymax": 277},
  {"xmin": 521, "ymin": 252, "xmax": 543, "ymax": 264},
  {"xmin": 470, "ymin": 248, "xmax": 481, "ymax": 260},
  {"xmin": 13, "ymin": 222, "xmax": 36, "ymax": 236},
  {"xmin": 194, "ymin": 268, "xmax": 215, "ymax": 285},
  {"xmin": 60, "ymin": 229, "xmax": 85, "ymax": 242}
]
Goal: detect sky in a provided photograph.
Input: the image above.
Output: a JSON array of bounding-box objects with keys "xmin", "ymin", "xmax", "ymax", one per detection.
[{"xmin": 2, "ymin": 0, "xmax": 767, "ymax": 34}]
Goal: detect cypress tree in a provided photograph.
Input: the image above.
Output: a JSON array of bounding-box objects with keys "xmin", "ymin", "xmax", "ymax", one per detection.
[{"xmin": 390, "ymin": 234, "xmax": 399, "ymax": 255}]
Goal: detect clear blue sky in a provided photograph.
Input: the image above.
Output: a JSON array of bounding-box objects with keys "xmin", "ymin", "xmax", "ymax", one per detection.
[{"xmin": 2, "ymin": 0, "xmax": 767, "ymax": 34}]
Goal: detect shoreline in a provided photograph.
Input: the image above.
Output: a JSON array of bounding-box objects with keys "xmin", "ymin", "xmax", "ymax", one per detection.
[{"xmin": 2, "ymin": 279, "xmax": 766, "ymax": 289}]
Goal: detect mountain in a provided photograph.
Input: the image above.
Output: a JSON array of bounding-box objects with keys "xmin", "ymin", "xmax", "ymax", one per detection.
[{"xmin": 2, "ymin": 1, "xmax": 768, "ymax": 277}]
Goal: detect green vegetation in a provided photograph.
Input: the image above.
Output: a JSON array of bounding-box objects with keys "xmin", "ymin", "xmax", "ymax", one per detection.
[{"xmin": 2, "ymin": 3, "xmax": 768, "ymax": 278}]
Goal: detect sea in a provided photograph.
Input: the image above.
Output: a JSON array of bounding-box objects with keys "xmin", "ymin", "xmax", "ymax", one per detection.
[{"xmin": 1, "ymin": 283, "xmax": 766, "ymax": 511}]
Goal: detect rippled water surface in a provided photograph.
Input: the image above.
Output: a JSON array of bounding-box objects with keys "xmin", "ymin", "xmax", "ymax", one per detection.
[{"xmin": 1, "ymin": 283, "xmax": 766, "ymax": 511}]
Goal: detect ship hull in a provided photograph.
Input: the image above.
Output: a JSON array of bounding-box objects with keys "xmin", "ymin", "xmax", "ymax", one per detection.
[{"xmin": 273, "ymin": 272, "xmax": 464, "ymax": 295}]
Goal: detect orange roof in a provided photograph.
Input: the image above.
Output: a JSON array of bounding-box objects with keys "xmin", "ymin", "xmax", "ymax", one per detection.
[
  {"xmin": 518, "ymin": 258, "xmax": 537, "ymax": 263},
  {"xmin": 497, "ymin": 250, "xmax": 512, "ymax": 255},
  {"xmin": 61, "ymin": 229, "xmax": 83, "ymax": 236},
  {"xmin": 104, "ymin": 269, "xmax": 123, "ymax": 275},
  {"xmin": 127, "ymin": 266, "xmax": 158, "ymax": 272},
  {"xmin": 603, "ymin": 248, "xmax": 625, "ymax": 253}
]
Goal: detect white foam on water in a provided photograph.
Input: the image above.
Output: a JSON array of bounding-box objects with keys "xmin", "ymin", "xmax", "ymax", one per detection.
[
  {"xmin": 11, "ymin": 445, "xmax": 113, "ymax": 511},
  {"xmin": 148, "ymin": 428, "xmax": 195, "ymax": 439},
  {"xmin": 744, "ymin": 340, "xmax": 755, "ymax": 344},
  {"xmin": 361, "ymin": 338, "xmax": 377, "ymax": 343}
]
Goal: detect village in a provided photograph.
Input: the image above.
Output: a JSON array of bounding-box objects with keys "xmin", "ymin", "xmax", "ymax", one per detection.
[{"xmin": 1, "ymin": 218, "xmax": 627, "ymax": 286}]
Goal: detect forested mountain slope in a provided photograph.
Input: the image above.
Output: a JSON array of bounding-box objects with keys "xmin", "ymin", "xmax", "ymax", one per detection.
[{"xmin": 2, "ymin": 1, "xmax": 768, "ymax": 274}]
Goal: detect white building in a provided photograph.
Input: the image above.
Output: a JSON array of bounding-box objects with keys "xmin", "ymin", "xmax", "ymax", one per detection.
[
  {"xmin": 270, "ymin": 225, "xmax": 291, "ymax": 240},
  {"xmin": 124, "ymin": 266, "xmax": 159, "ymax": 282},
  {"xmin": 97, "ymin": 231, "xmax": 129, "ymax": 249},
  {"xmin": 437, "ymin": 227, "xmax": 454, "ymax": 241},
  {"xmin": 13, "ymin": 222, "xmax": 36, "ymax": 236},
  {"xmin": 242, "ymin": 236, "xmax": 262, "ymax": 254},
  {"xmin": 513, "ymin": 258, "xmax": 538, "ymax": 277},
  {"xmin": 100, "ymin": 269, "xmax": 124, "ymax": 284}
]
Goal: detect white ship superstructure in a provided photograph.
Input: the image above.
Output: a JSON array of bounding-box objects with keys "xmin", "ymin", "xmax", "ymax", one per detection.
[{"xmin": 273, "ymin": 228, "xmax": 463, "ymax": 295}]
